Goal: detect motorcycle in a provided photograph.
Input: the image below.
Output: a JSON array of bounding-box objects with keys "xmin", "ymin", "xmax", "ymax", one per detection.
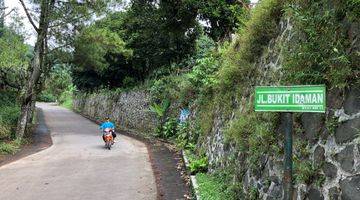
[{"xmin": 103, "ymin": 128, "xmax": 114, "ymax": 150}]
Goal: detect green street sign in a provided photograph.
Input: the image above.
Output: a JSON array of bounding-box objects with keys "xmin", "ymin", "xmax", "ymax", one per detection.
[{"xmin": 255, "ymin": 85, "xmax": 326, "ymax": 113}]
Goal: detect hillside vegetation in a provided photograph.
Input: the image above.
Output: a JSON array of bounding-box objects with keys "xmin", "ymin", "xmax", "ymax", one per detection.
[{"xmin": 73, "ymin": 0, "xmax": 360, "ymax": 198}]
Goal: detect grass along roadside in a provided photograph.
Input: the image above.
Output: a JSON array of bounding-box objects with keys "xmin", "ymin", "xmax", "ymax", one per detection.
[
  {"xmin": 195, "ymin": 173, "xmax": 235, "ymax": 200},
  {"xmin": 60, "ymin": 96, "xmax": 73, "ymax": 110},
  {"xmin": 0, "ymin": 139, "xmax": 28, "ymax": 155}
]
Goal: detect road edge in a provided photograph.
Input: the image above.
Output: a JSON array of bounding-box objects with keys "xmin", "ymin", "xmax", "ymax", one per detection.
[{"xmin": 0, "ymin": 107, "xmax": 53, "ymax": 167}]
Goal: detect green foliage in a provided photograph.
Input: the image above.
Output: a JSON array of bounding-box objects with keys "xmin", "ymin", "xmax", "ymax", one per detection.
[
  {"xmin": 0, "ymin": 28, "xmax": 28, "ymax": 69},
  {"xmin": 197, "ymin": 100, "xmax": 215, "ymax": 136},
  {"xmin": 217, "ymin": 0, "xmax": 283, "ymax": 91},
  {"xmin": 189, "ymin": 0, "xmax": 250, "ymax": 41},
  {"xmin": 283, "ymin": 0, "xmax": 360, "ymax": 89},
  {"xmin": 74, "ymin": 26, "xmax": 131, "ymax": 73},
  {"xmin": 37, "ymin": 92, "xmax": 56, "ymax": 102},
  {"xmin": 71, "ymin": 0, "xmax": 202, "ymax": 92},
  {"xmin": 0, "ymin": 91, "xmax": 20, "ymax": 140},
  {"xmin": 294, "ymin": 160, "xmax": 323, "ymax": 185},
  {"xmin": 315, "ymin": 174, "xmax": 326, "ymax": 188},
  {"xmin": 124, "ymin": 0, "xmax": 200, "ymax": 74},
  {"xmin": 40, "ymin": 64, "xmax": 74, "ymax": 106},
  {"xmin": 149, "ymin": 99, "xmax": 171, "ymax": 119},
  {"xmin": 325, "ymin": 116, "xmax": 339, "ymax": 135},
  {"xmin": 249, "ymin": 187, "xmax": 260, "ymax": 200},
  {"xmin": 71, "ymin": 11, "xmax": 137, "ymax": 91},
  {"xmin": 149, "ymin": 99, "xmax": 173, "ymax": 138},
  {"xmin": 294, "ymin": 139, "xmax": 310, "ymax": 159},
  {"xmin": 176, "ymin": 121, "xmax": 197, "ymax": 149},
  {"xmin": 43, "ymin": 65, "xmax": 73, "ymax": 99},
  {"xmin": 196, "ymin": 170, "xmax": 242, "ymax": 200},
  {"xmin": 187, "ymin": 55, "xmax": 220, "ymax": 92},
  {"xmin": 72, "ymin": 0, "xmax": 251, "ymax": 92},
  {"xmin": 0, "ymin": 27, "xmax": 30, "ymax": 89},
  {"xmin": 149, "ymin": 75, "xmax": 183, "ymax": 103},
  {"xmin": 0, "ymin": 138, "xmax": 22, "ymax": 155},
  {"xmin": 59, "ymin": 88, "xmax": 74, "ymax": 110},
  {"xmin": 194, "ymin": 34, "xmax": 216, "ymax": 59},
  {"xmin": 162, "ymin": 118, "xmax": 178, "ymax": 138},
  {"xmin": 225, "ymin": 110, "xmax": 280, "ymax": 170},
  {"xmin": 148, "ymin": 34, "xmax": 219, "ymax": 108},
  {"xmin": 0, "ymin": 91, "xmax": 22, "ymax": 155},
  {"xmin": 173, "ymin": 34, "xmax": 216, "ymax": 71},
  {"xmin": 189, "ymin": 155, "xmax": 208, "ymax": 174}
]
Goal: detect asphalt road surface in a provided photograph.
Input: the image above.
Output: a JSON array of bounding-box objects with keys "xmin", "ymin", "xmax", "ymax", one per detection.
[{"xmin": 0, "ymin": 103, "xmax": 157, "ymax": 200}]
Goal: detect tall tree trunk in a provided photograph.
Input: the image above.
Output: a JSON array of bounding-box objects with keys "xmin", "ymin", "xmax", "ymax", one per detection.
[
  {"xmin": 26, "ymin": 91, "xmax": 37, "ymax": 127},
  {"xmin": 16, "ymin": 0, "xmax": 54, "ymax": 139},
  {"xmin": 27, "ymin": 38, "xmax": 49, "ymax": 127},
  {"xmin": 0, "ymin": 0, "xmax": 4, "ymax": 37},
  {"xmin": 16, "ymin": 39, "xmax": 43, "ymax": 138}
]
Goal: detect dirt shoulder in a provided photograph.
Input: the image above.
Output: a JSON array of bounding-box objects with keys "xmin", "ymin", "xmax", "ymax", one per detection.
[
  {"xmin": 120, "ymin": 130, "xmax": 192, "ymax": 200},
  {"xmin": 0, "ymin": 108, "xmax": 52, "ymax": 167}
]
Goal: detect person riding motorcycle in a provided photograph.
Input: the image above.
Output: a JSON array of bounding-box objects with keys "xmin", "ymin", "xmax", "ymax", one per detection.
[{"xmin": 99, "ymin": 117, "xmax": 117, "ymax": 143}]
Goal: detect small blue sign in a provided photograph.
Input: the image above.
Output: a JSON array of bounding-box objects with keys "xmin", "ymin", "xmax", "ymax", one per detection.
[{"xmin": 179, "ymin": 108, "xmax": 190, "ymax": 123}]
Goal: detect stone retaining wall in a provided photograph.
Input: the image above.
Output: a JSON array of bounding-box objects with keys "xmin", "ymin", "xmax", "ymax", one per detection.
[
  {"xmin": 200, "ymin": 16, "xmax": 360, "ymax": 199},
  {"xmin": 73, "ymin": 90, "xmax": 157, "ymax": 135}
]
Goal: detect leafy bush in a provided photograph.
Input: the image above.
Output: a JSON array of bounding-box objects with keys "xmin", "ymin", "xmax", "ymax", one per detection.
[
  {"xmin": 0, "ymin": 106, "xmax": 20, "ymax": 127},
  {"xmin": 149, "ymin": 99, "xmax": 170, "ymax": 119},
  {"xmin": 39, "ymin": 64, "xmax": 77, "ymax": 109},
  {"xmin": 186, "ymin": 150, "xmax": 208, "ymax": 174},
  {"xmin": 187, "ymin": 55, "xmax": 220, "ymax": 92},
  {"xmin": 59, "ymin": 93, "xmax": 73, "ymax": 110},
  {"xmin": 0, "ymin": 92, "xmax": 23, "ymax": 154},
  {"xmin": 189, "ymin": 156, "xmax": 208, "ymax": 174},
  {"xmin": 0, "ymin": 139, "xmax": 22, "ymax": 155},
  {"xmin": 149, "ymin": 76, "xmax": 182, "ymax": 103},
  {"xmin": 37, "ymin": 91, "xmax": 56, "ymax": 102},
  {"xmin": 149, "ymin": 99, "xmax": 172, "ymax": 137},
  {"xmin": 176, "ymin": 121, "xmax": 192, "ymax": 148},
  {"xmin": 0, "ymin": 91, "xmax": 20, "ymax": 140},
  {"xmin": 162, "ymin": 118, "xmax": 178, "ymax": 138}
]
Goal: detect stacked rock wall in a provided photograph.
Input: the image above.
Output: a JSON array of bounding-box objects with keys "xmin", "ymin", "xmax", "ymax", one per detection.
[
  {"xmin": 73, "ymin": 90, "xmax": 156, "ymax": 135},
  {"xmin": 201, "ymin": 15, "xmax": 360, "ymax": 199}
]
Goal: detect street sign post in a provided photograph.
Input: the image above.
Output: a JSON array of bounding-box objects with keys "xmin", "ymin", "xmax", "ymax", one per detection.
[{"xmin": 254, "ymin": 85, "xmax": 326, "ymax": 200}]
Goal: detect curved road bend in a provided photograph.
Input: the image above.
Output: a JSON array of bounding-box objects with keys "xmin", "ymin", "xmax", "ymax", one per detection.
[{"xmin": 0, "ymin": 103, "xmax": 157, "ymax": 200}]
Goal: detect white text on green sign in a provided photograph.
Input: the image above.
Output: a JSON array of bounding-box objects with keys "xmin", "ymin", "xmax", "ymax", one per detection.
[{"xmin": 254, "ymin": 85, "xmax": 326, "ymax": 113}]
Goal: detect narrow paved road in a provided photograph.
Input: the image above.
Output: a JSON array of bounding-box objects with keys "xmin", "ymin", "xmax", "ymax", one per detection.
[{"xmin": 0, "ymin": 103, "xmax": 157, "ymax": 200}]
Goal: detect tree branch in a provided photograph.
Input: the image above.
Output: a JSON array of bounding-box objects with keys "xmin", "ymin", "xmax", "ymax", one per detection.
[
  {"xmin": 0, "ymin": 68, "xmax": 22, "ymax": 89},
  {"xmin": 3, "ymin": 8, "xmax": 15, "ymax": 18},
  {"xmin": 237, "ymin": 0, "xmax": 251, "ymax": 10},
  {"xmin": 18, "ymin": 0, "xmax": 39, "ymax": 32},
  {"xmin": 48, "ymin": 9, "xmax": 96, "ymax": 29},
  {"xmin": 48, "ymin": 43, "xmax": 71, "ymax": 53}
]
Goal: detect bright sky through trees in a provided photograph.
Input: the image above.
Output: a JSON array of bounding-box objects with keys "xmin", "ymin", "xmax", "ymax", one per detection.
[
  {"xmin": 4, "ymin": 0, "xmax": 37, "ymax": 45},
  {"xmin": 4, "ymin": 0, "xmax": 259, "ymax": 46}
]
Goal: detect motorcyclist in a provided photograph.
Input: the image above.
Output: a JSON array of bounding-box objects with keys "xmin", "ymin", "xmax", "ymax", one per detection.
[{"xmin": 99, "ymin": 117, "xmax": 117, "ymax": 143}]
